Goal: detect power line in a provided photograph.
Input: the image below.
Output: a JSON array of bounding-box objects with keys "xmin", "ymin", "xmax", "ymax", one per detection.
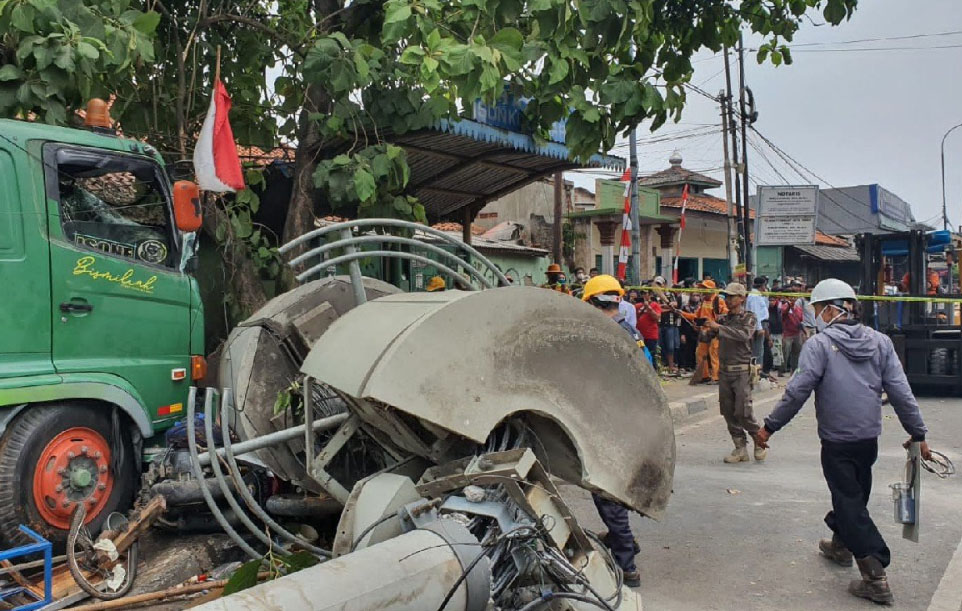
[
  {"xmin": 787, "ymin": 43, "xmax": 962, "ymax": 53},
  {"xmin": 775, "ymin": 29, "xmax": 962, "ymax": 48},
  {"xmin": 683, "ymin": 82, "xmax": 718, "ymax": 102},
  {"xmin": 750, "ymin": 126, "xmax": 882, "ymax": 229}
]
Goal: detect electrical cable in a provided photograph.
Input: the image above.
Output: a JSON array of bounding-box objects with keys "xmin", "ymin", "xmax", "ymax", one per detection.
[
  {"xmin": 783, "ymin": 43, "xmax": 962, "ymax": 53},
  {"xmin": 516, "ymin": 591, "xmax": 611, "ymax": 611},
  {"xmin": 350, "ymin": 511, "xmax": 400, "ymax": 551},
  {"xmin": 436, "ymin": 536, "xmax": 505, "ymax": 611},
  {"xmin": 770, "ymin": 29, "xmax": 962, "ymax": 48},
  {"xmin": 922, "ymin": 451, "xmax": 956, "ymax": 479},
  {"xmin": 750, "ymin": 126, "xmax": 882, "ymax": 229}
]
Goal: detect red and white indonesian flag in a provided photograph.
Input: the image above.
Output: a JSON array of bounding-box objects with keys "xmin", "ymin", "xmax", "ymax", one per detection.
[
  {"xmin": 616, "ymin": 168, "xmax": 632, "ymax": 281},
  {"xmin": 193, "ymin": 79, "xmax": 245, "ymax": 192}
]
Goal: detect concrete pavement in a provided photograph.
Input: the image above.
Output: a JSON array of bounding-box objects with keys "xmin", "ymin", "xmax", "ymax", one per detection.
[{"xmin": 564, "ymin": 393, "xmax": 962, "ymax": 610}]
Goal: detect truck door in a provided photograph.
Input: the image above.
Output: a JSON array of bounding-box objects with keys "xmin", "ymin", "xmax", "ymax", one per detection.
[
  {"xmin": 0, "ymin": 146, "xmax": 53, "ymax": 376},
  {"xmin": 45, "ymin": 145, "xmax": 192, "ymax": 424}
]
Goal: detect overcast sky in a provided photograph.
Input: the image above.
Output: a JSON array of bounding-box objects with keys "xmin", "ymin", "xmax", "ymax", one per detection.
[{"xmin": 568, "ymin": 0, "xmax": 962, "ymax": 231}]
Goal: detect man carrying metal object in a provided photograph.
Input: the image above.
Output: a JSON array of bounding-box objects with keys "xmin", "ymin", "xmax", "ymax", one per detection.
[
  {"xmin": 756, "ymin": 278, "xmax": 932, "ymax": 606},
  {"xmin": 581, "ymin": 274, "xmax": 644, "ymax": 587},
  {"xmin": 704, "ymin": 282, "xmax": 766, "ymax": 463}
]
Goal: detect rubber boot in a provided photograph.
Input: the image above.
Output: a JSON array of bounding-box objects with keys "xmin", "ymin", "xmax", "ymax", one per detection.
[
  {"xmin": 724, "ymin": 441, "xmax": 750, "ymax": 463},
  {"xmin": 819, "ymin": 535, "xmax": 854, "ymax": 567},
  {"xmin": 848, "ymin": 556, "xmax": 894, "ymax": 605}
]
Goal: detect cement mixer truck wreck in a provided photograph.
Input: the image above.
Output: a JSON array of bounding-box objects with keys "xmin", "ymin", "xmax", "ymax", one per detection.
[{"xmin": 0, "ymin": 110, "xmax": 674, "ymax": 610}]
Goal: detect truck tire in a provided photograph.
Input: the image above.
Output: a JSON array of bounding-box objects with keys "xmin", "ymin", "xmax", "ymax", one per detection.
[
  {"xmin": 0, "ymin": 405, "xmax": 137, "ymax": 548},
  {"xmin": 929, "ymin": 348, "xmax": 950, "ymax": 376}
]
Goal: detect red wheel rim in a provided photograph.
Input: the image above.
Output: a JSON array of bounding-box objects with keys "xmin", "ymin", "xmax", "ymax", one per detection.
[{"xmin": 33, "ymin": 428, "xmax": 114, "ymax": 530}]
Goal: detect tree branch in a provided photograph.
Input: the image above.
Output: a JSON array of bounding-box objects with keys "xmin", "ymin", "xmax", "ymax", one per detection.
[{"xmin": 197, "ymin": 14, "xmax": 305, "ymax": 57}]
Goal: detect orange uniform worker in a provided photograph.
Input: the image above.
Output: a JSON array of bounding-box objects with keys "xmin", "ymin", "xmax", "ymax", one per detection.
[
  {"xmin": 899, "ymin": 270, "xmax": 941, "ymax": 295},
  {"xmin": 678, "ymin": 280, "xmax": 728, "ymax": 382}
]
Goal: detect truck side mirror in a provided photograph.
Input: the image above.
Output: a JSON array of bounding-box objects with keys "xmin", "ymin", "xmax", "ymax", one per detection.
[{"xmin": 173, "ymin": 181, "xmax": 203, "ymax": 232}]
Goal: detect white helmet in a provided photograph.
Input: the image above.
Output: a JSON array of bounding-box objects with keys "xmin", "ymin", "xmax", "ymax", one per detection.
[{"xmin": 809, "ymin": 278, "xmax": 857, "ymax": 305}]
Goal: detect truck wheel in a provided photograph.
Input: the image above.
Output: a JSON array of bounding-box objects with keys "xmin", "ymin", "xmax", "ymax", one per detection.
[
  {"xmin": 929, "ymin": 348, "xmax": 949, "ymax": 376},
  {"xmin": 0, "ymin": 405, "xmax": 137, "ymax": 547}
]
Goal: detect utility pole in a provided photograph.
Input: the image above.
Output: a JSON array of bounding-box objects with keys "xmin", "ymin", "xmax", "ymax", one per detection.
[
  {"xmin": 719, "ymin": 90, "xmax": 736, "ymax": 277},
  {"xmin": 552, "ymin": 172, "xmax": 564, "ymax": 264},
  {"xmin": 724, "ymin": 45, "xmax": 744, "ymax": 267},
  {"xmin": 629, "ymin": 129, "xmax": 642, "ymax": 284},
  {"xmin": 737, "ymin": 32, "xmax": 752, "ymax": 278}
]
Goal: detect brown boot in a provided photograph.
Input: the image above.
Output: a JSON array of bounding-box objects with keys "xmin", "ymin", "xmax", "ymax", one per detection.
[
  {"xmin": 848, "ymin": 556, "xmax": 894, "ymax": 605},
  {"xmin": 724, "ymin": 441, "xmax": 750, "ymax": 463},
  {"xmin": 818, "ymin": 535, "xmax": 853, "ymax": 567}
]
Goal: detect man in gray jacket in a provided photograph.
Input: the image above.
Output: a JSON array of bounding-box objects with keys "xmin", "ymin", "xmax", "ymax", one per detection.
[{"xmin": 755, "ymin": 279, "xmax": 931, "ymax": 606}]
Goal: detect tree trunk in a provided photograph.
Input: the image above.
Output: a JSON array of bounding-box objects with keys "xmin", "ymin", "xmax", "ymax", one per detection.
[{"xmin": 202, "ymin": 197, "xmax": 268, "ymax": 317}]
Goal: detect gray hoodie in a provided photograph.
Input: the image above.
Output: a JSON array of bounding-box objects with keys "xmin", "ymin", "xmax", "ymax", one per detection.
[{"xmin": 764, "ymin": 320, "xmax": 927, "ymax": 443}]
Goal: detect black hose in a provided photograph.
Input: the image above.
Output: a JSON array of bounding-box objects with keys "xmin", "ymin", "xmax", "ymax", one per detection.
[{"xmin": 66, "ymin": 504, "xmax": 138, "ymax": 600}]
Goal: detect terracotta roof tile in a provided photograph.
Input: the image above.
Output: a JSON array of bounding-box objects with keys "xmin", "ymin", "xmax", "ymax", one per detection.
[
  {"xmin": 432, "ymin": 222, "xmax": 486, "ymax": 235},
  {"xmin": 814, "ymin": 232, "xmax": 849, "ymax": 247},
  {"xmin": 660, "ymin": 194, "xmax": 755, "ymax": 218},
  {"xmin": 236, "ymin": 145, "xmax": 295, "ymax": 166}
]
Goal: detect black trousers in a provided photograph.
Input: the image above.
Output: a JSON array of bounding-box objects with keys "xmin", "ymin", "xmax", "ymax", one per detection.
[
  {"xmin": 592, "ymin": 493, "xmax": 637, "ymax": 573},
  {"xmin": 762, "ymin": 334, "xmax": 774, "ymax": 374},
  {"xmin": 821, "ymin": 438, "xmax": 891, "ymax": 567}
]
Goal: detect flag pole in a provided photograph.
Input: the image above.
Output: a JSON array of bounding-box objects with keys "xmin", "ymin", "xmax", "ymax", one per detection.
[
  {"xmin": 672, "ymin": 184, "xmax": 689, "ymax": 284},
  {"xmin": 214, "ymin": 46, "xmax": 221, "ymax": 84}
]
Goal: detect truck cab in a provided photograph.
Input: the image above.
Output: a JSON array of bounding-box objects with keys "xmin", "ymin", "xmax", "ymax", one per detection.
[{"xmin": 0, "ymin": 107, "xmax": 204, "ymax": 545}]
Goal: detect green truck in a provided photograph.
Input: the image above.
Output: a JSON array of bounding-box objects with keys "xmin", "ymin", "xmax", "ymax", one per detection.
[{"xmin": 0, "ymin": 110, "xmax": 204, "ymax": 546}]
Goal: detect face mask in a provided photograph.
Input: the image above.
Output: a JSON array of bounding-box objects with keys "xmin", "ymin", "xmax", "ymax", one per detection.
[{"xmin": 815, "ymin": 305, "xmax": 845, "ymax": 333}]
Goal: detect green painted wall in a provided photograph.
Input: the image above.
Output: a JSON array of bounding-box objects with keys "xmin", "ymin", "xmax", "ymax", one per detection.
[{"xmin": 755, "ymin": 246, "xmax": 783, "ymax": 280}]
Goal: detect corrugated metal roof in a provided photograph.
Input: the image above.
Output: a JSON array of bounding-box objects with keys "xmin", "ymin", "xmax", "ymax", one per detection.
[
  {"xmin": 388, "ymin": 118, "xmax": 625, "ymax": 220},
  {"xmin": 792, "ymin": 244, "xmax": 860, "ymax": 261}
]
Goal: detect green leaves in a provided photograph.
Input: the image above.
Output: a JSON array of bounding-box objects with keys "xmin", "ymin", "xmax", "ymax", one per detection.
[
  {"xmin": 0, "ymin": 65, "xmax": 23, "ymax": 81},
  {"xmin": 489, "ymin": 28, "xmax": 524, "ymax": 71},
  {"xmin": 131, "ymin": 10, "xmax": 160, "ymax": 35},
  {"xmin": 354, "ymin": 168, "xmax": 377, "ymax": 202},
  {"xmin": 382, "ymin": 0, "xmax": 413, "ymax": 42},
  {"xmin": 313, "ymin": 144, "xmax": 418, "ymax": 222},
  {"xmin": 223, "ymin": 560, "xmax": 261, "ymax": 596},
  {"xmin": 822, "ymin": 0, "xmax": 850, "ymax": 25},
  {"xmin": 0, "ymin": 0, "xmax": 158, "ymax": 122}
]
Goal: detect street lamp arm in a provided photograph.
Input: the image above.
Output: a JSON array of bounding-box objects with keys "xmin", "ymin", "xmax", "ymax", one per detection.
[
  {"xmin": 941, "ymin": 122, "xmax": 962, "ymax": 148},
  {"xmin": 940, "ymin": 122, "xmax": 962, "ymax": 231}
]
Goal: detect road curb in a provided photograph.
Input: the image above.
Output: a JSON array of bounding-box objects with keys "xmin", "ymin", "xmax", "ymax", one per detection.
[
  {"xmin": 667, "ymin": 383, "xmax": 785, "ymax": 425},
  {"xmin": 668, "ymin": 390, "xmax": 715, "ymax": 424}
]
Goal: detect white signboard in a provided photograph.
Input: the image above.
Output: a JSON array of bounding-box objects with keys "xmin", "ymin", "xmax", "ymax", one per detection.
[
  {"xmin": 756, "ymin": 185, "xmax": 819, "ymax": 246},
  {"xmin": 756, "ymin": 216, "xmax": 817, "ymax": 245}
]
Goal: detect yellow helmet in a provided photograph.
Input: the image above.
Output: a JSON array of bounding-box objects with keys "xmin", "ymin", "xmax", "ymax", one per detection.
[
  {"xmin": 581, "ymin": 274, "xmax": 624, "ymax": 302},
  {"xmin": 425, "ymin": 276, "xmax": 446, "ymax": 292}
]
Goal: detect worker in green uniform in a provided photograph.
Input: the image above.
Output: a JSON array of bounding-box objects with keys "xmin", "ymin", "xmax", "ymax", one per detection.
[{"xmin": 705, "ymin": 282, "xmax": 767, "ymax": 463}]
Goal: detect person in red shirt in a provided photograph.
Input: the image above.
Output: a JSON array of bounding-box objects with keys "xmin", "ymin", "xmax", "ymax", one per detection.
[
  {"xmin": 636, "ymin": 289, "xmax": 662, "ymax": 363},
  {"xmin": 780, "ymin": 296, "xmax": 804, "ymax": 374}
]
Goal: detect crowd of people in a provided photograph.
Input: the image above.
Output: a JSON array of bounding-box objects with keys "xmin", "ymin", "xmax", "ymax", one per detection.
[{"xmin": 539, "ymin": 264, "xmax": 830, "ymax": 385}]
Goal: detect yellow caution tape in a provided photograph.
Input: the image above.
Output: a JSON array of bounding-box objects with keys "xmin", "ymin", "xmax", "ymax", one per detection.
[{"xmin": 625, "ymin": 285, "xmax": 962, "ymax": 304}]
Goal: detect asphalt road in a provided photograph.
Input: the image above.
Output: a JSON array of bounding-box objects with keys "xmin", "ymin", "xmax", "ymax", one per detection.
[{"xmin": 564, "ymin": 394, "xmax": 962, "ymax": 611}]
